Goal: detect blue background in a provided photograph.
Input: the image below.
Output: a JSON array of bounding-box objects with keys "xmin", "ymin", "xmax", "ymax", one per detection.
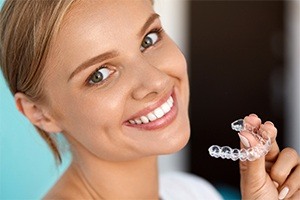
[
  {"xmin": 0, "ymin": 2, "xmax": 69, "ymax": 199},
  {"xmin": 0, "ymin": 65, "xmax": 70, "ymax": 198}
]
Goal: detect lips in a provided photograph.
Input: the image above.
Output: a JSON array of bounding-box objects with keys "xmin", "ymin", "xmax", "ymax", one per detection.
[{"xmin": 128, "ymin": 96, "xmax": 174, "ymax": 125}]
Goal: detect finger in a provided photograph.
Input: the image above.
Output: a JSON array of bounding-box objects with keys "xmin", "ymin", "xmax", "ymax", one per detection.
[
  {"xmin": 243, "ymin": 114, "xmax": 262, "ymax": 132},
  {"xmin": 259, "ymin": 122, "xmax": 280, "ymax": 163},
  {"xmin": 270, "ymin": 148, "xmax": 299, "ymax": 185},
  {"xmin": 238, "ymin": 114, "xmax": 262, "ymax": 147},
  {"xmin": 286, "ymin": 190, "xmax": 300, "ymax": 200},
  {"xmin": 280, "ymin": 164, "xmax": 300, "ymax": 200},
  {"xmin": 239, "ymin": 130, "xmax": 259, "ymax": 148},
  {"xmin": 239, "ymin": 115, "xmax": 266, "ymax": 188}
]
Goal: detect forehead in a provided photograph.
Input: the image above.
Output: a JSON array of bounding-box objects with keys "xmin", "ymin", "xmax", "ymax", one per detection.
[
  {"xmin": 61, "ymin": 0, "xmax": 153, "ymax": 37},
  {"xmin": 45, "ymin": 0, "xmax": 154, "ymax": 78}
]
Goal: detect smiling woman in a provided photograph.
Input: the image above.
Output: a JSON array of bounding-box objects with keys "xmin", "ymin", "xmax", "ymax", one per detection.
[{"xmin": 1, "ymin": 0, "xmax": 299, "ymax": 199}]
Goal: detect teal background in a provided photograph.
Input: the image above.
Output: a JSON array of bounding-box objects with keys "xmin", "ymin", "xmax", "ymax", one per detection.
[
  {"xmin": 0, "ymin": 2, "xmax": 69, "ymax": 199},
  {"xmin": 0, "ymin": 66, "xmax": 70, "ymax": 199}
]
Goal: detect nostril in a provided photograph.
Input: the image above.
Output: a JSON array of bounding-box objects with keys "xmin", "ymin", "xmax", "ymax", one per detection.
[{"xmin": 130, "ymin": 62, "xmax": 169, "ymax": 100}]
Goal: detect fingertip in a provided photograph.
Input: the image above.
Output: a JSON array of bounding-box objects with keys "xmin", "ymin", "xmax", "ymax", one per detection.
[
  {"xmin": 244, "ymin": 115, "xmax": 261, "ymax": 130},
  {"xmin": 238, "ymin": 132, "xmax": 251, "ymax": 148},
  {"xmin": 259, "ymin": 123, "xmax": 277, "ymax": 140},
  {"xmin": 278, "ymin": 186, "xmax": 289, "ymax": 200},
  {"xmin": 249, "ymin": 113, "xmax": 258, "ymax": 117},
  {"xmin": 273, "ymin": 181, "xmax": 279, "ymax": 188},
  {"xmin": 264, "ymin": 121, "xmax": 274, "ymax": 126}
]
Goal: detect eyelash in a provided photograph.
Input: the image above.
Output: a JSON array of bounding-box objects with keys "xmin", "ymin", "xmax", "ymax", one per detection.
[
  {"xmin": 85, "ymin": 65, "xmax": 113, "ymax": 86},
  {"xmin": 86, "ymin": 27, "xmax": 164, "ymax": 87},
  {"xmin": 140, "ymin": 27, "xmax": 164, "ymax": 52}
]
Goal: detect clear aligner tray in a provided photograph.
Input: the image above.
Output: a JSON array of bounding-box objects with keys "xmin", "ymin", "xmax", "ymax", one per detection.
[{"xmin": 208, "ymin": 119, "xmax": 271, "ymax": 161}]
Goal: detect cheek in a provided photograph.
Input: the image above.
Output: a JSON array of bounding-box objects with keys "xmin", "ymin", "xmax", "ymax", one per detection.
[
  {"xmin": 155, "ymin": 37, "xmax": 189, "ymax": 81},
  {"xmin": 161, "ymin": 40, "xmax": 190, "ymax": 101},
  {"xmin": 47, "ymin": 88, "xmax": 124, "ymax": 135},
  {"xmin": 48, "ymin": 91, "xmax": 130, "ymax": 158},
  {"xmin": 74, "ymin": 96, "xmax": 120, "ymax": 128}
]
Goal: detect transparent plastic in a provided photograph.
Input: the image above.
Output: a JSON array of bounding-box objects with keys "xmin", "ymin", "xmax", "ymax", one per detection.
[{"xmin": 208, "ymin": 119, "xmax": 271, "ymax": 161}]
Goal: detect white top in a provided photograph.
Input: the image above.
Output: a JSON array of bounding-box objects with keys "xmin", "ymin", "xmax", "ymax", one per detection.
[{"xmin": 159, "ymin": 172, "xmax": 223, "ymax": 200}]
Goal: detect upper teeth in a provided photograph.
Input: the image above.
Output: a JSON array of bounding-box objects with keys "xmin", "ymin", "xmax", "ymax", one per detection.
[{"xmin": 129, "ymin": 96, "xmax": 174, "ymax": 125}]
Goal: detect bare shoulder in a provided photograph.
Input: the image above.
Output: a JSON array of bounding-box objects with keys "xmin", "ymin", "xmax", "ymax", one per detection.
[{"xmin": 43, "ymin": 166, "xmax": 89, "ymax": 199}]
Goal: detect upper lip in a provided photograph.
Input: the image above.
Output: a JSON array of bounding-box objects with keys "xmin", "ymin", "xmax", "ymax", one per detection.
[{"xmin": 125, "ymin": 88, "xmax": 174, "ymax": 122}]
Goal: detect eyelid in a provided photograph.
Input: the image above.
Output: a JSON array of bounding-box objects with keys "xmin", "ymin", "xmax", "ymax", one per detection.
[
  {"xmin": 148, "ymin": 27, "xmax": 163, "ymax": 35},
  {"xmin": 141, "ymin": 27, "xmax": 164, "ymax": 52}
]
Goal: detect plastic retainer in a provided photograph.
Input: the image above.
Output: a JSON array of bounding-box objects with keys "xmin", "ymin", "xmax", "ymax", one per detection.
[{"xmin": 208, "ymin": 119, "xmax": 271, "ymax": 161}]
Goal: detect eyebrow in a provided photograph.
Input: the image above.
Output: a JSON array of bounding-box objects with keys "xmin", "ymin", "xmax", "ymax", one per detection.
[
  {"xmin": 68, "ymin": 50, "xmax": 119, "ymax": 82},
  {"xmin": 68, "ymin": 13, "xmax": 160, "ymax": 82},
  {"xmin": 139, "ymin": 13, "xmax": 160, "ymax": 37}
]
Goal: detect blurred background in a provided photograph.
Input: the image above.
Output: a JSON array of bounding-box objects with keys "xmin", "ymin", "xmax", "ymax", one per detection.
[{"xmin": 1, "ymin": 0, "xmax": 299, "ymax": 199}]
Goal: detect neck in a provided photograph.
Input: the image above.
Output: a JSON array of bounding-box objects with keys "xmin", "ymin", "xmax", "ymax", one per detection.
[{"xmin": 70, "ymin": 153, "xmax": 159, "ymax": 199}]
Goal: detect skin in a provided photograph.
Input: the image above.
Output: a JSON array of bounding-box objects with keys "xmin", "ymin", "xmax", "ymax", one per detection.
[
  {"xmin": 14, "ymin": 0, "xmax": 299, "ymax": 199},
  {"xmin": 17, "ymin": 0, "xmax": 190, "ymax": 199}
]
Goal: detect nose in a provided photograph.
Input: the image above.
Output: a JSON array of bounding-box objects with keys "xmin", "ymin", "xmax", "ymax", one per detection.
[{"xmin": 130, "ymin": 59, "xmax": 170, "ymax": 101}]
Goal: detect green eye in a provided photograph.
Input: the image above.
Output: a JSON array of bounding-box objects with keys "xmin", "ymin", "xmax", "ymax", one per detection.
[
  {"xmin": 140, "ymin": 32, "xmax": 159, "ymax": 51},
  {"xmin": 89, "ymin": 67, "xmax": 110, "ymax": 84}
]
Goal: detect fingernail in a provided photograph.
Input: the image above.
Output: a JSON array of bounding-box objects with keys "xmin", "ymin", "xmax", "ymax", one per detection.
[
  {"xmin": 265, "ymin": 121, "xmax": 274, "ymax": 126},
  {"xmin": 273, "ymin": 181, "xmax": 279, "ymax": 188},
  {"xmin": 278, "ymin": 187, "xmax": 289, "ymax": 200},
  {"xmin": 249, "ymin": 113, "xmax": 258, "ymax": 117},
  {"xmin": 238, "ymin": 133, "xmax": 251, "ymax": 148}
]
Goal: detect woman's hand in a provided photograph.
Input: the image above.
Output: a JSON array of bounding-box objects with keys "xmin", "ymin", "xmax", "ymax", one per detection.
[{"xmin": 239, "ymin": 114, "xmax": 300, "ymax": 200}]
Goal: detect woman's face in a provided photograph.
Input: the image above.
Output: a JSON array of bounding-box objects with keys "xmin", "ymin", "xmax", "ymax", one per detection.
[{"xmin": 43, "ymin": 0, "xmax": 190, "ymax": 161}]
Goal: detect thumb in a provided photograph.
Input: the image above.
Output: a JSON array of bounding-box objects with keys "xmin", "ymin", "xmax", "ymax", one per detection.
[
  {"xmin": 239, "ymin": 120, "xmax": 280, "ymax": 187},
  {"xmin": 239, "ymin": 130, "xmax": 267, "ymax": 188},
  {"xmin": 238, "ymin": 117, "xmax": 280, "ymax": 199}
]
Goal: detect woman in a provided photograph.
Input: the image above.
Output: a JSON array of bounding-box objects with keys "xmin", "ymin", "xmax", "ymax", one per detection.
[{"xmin": 1, "ymin": 0, "xmax": 299, "ymax": 199}]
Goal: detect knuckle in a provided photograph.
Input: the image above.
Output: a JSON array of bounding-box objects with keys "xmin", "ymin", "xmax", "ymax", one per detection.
[
  {"xmin": 270, "ymin": 167, "xmax": 287, "ymax": 182},
  {"xmin": 282, "ymin": 148, "xmax": 299, "ymax": 161}
]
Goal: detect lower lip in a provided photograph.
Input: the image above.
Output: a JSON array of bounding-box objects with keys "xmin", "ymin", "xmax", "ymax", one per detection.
[{"xmin": 124, "ymin": 94, "xmax": 178, "ymax": 130}]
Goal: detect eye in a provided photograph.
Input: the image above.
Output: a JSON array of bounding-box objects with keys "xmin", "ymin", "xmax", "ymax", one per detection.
[
  {"xmin": 140, "ymin": 32, "xmax": 159, "ymax": 52},
  {"xmin": 88, "ymin": 67, "xmax": 111, "ymax": 84}
]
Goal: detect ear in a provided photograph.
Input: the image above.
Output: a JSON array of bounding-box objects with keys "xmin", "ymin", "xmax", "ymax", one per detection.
[{"xmin": 14, "ymin": 92, "xmax": 62, "ymax": 133}]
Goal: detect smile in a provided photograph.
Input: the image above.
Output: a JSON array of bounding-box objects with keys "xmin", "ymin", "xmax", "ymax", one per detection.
[{"xmin": 128, "ymin": 96, "xmax": 174, "ymax": 125}]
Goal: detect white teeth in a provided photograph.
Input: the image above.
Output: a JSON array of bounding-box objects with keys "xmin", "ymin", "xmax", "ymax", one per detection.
[
  {"xmin": 154, "ymin": 107, "xmax": 164, "ymax": 118},
  {"xmin": 140, "ymin": 116, "xmax": 149, "ymax": 124},
  {"xmin": 147, "ymin": 113, "xmax": 157, "ymax": 121},
  {"xmin": 161, "ymin": 102, "xmax": 171, "ymax": 113},
  {"xmin": 134, "ymin": 119, "xmax": 142, "ymax": 124},
  {"xmin": 128, "ymin": 96, "xmax": 174, "ymax": 125},
  {"xmin": 167, "ymin": 97, "xmax": 173, "ymax": 107}
]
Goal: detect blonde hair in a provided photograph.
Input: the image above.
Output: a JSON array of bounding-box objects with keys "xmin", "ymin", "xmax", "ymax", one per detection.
[{"xmin": 0, "ymin": 0, "xmax": 75, "ymax": 164}]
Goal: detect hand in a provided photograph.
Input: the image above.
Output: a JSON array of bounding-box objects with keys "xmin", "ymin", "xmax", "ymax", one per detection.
[{"xmin": 239, "ymin": 114, "xmax": 300, "ymax": 200}]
